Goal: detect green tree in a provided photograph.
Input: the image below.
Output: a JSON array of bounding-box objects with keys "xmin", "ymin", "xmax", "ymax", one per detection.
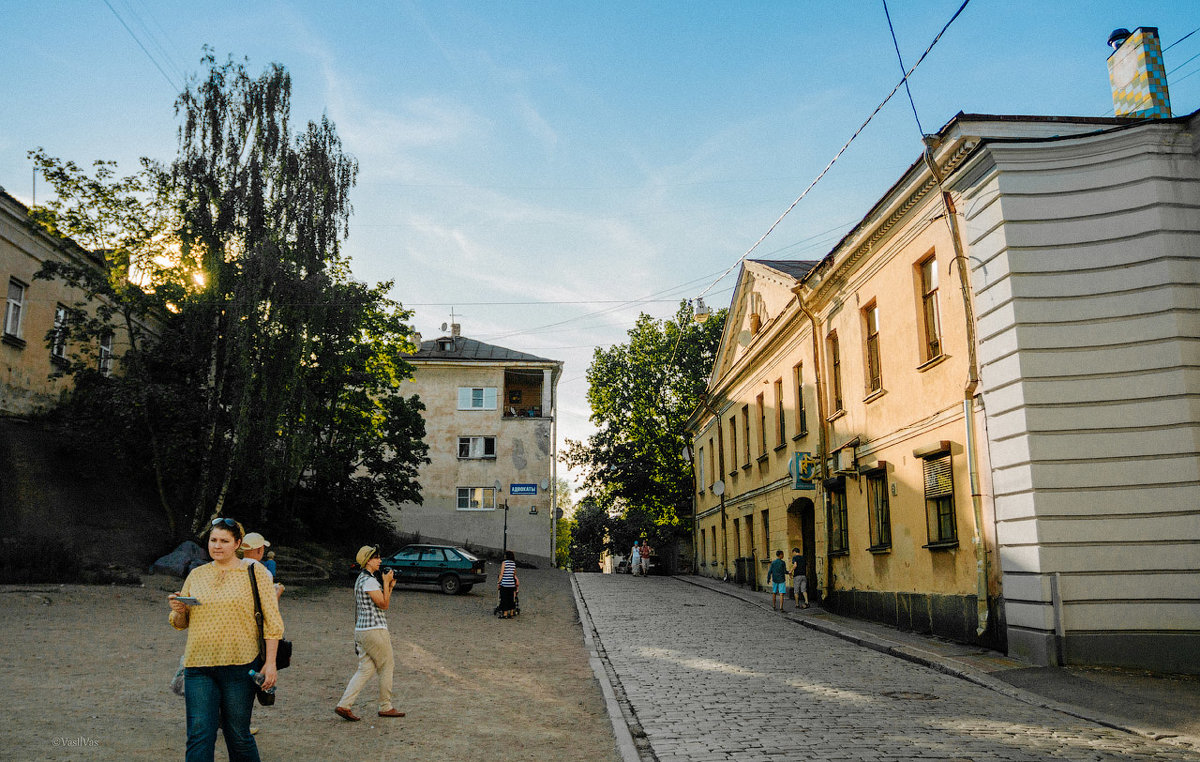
[
  {"xmin": 567, "ymin": 497, "xmax": 608, "ymax": 572},
  {"xmin": 564, "ymin": 301, "xmax": 725, "ymax": 557},
  {"xmin": 28, "ymin": 53, "xmax": 428, "ymax": 541},
  {"xmin": 554, "ymin": 477, "xmax": 574, "ymax": 568}
]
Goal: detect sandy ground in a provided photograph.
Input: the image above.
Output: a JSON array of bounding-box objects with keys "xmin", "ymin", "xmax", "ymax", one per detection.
[{"xmin": 0, "ymin": 565, "xmax": 620, "ymax": 762}]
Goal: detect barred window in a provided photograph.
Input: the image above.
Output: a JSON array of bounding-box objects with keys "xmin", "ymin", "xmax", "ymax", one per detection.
[
  {"xmin": 923, "ymin": 453, "xmax": 957, "ymax": 546},
  {"xmin": 866, "ymin": 468, "xmax": 891, "ymax": 550},
  {"xmin": 827, "ymin": 484, "xmax": 848, "ymax": 555}
]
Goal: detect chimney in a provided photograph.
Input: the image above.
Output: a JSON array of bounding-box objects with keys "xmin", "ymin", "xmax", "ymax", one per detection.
[
  {"xmin": 411, "ymin": 331, "xmax": 422, "ymax": 348},
  {"xmin": 1108, "ymin": 27, "xmax": 1171, "ymax": 119},
  {"xmin": 450, "ymin": 322, "xmax": 461, "ymax": 338}
]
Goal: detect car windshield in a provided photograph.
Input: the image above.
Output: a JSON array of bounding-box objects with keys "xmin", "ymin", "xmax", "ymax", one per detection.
[{"xmin": 455, "ymin": 548, "xmax": 479, "ymax": 561}]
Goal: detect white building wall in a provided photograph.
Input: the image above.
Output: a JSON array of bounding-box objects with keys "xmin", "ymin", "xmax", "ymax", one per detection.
[{"xmin": 955, "ymin": 117, "xmax": 1200, "ymax": 672}]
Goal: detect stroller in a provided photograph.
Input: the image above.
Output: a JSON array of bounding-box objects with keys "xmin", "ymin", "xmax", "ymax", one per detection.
[{"xmin": 494, "ymin": 589, "xmax": 521, "ymax": 618}]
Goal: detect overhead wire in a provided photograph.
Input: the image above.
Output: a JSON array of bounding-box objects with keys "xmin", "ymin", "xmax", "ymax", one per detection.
[
  {"xmin": 695, "ymin": 0, "xmax": 971, "ymax": 299},
  {"xmin": 100, "ymin": 0, "xmax": 181, "ymax": 92}
]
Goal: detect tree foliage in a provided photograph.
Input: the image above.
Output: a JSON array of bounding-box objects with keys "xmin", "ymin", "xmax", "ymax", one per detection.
[
  {"xmin": 564, "ymin": 301, "xmax": 726, "ymax": 555},
  {"xmin": 554, "ymin": 477, "xmax": 574, "ymax": 568},
  {"xmin": 28, "ymin": 52, "xmax": 428, "ymax": 542}
]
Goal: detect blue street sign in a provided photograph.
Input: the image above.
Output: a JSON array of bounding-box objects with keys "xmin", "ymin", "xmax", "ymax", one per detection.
[
  {"xmin": 510, "ymin": 484, "xmax": 538, "ymax": 495},
  {"xmin": 789, "ymin": 452, "xmax": 818, "ymax": 490}
]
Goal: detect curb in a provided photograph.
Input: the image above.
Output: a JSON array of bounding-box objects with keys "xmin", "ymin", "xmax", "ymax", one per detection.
[
  {"xmin": 570, "ymin": 574, "xmax": 644, "ymax": 762},
  {"xmin": 674, "ymin": 575, "xmax": 1200, "ymax": 753}
]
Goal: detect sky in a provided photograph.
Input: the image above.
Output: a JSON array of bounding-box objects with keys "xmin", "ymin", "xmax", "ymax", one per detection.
[{"xmin": 3, "ymin": 1, "xmax": 1198, "ymax": 490}]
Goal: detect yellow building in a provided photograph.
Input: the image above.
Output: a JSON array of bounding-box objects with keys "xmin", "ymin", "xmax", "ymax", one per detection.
[
  {"xmin": 388, "ymin": 325, "xmax": 563, "ymax": 566},
  {"xmin": 1, "ymin": 188, "xmax": 144, "ymax": 415},
  {"xmin": 690, "ymin": 107, "xmax": 1200, "ymax": 670}
]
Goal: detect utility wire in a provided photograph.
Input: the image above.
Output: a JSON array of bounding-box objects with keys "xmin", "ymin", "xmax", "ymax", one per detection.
[
  {"xmin": 1164, "ymin": 26, "xmax": 1200, "ymax": 53},
  {"xmin": 696, "ymin": 0, "xmax": 971, "ymax": 299},
  {"xmin": 101, "ymin": 0, "xmax": 180, "ymax": 92},
  {"xmin": 882, "ymin": 0, "xmax": 925, "ymax": 136}
]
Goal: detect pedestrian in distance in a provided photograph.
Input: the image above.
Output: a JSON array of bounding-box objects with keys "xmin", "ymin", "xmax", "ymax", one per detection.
[
  {"xmin": 335, "ymin": 545, "xmax": 406, "ymax": 721},
  {"xmin": 630, "ymin": 542, "xmax": 641, "ymax": 576},
  {"xmin": 497, "ymin": 550, "xmax": 520, "ymax": 618},
  {"xmin": 791, "ymin": 547, "xmax": 810, "ymax": 609},
  {"xmin": 638, "ymin": 539, "xmax": 653, "ymax": 576},
  {"xmin": 241, "ymin": 532, "xmax": 284, "ymax": 600},
  {"xmin": 768, "ymin": 550, "xmax": 789, "ymax": 611},
  {"xmin": 168, "ymin": 517, "xmax": 283, "ymax": 762}
]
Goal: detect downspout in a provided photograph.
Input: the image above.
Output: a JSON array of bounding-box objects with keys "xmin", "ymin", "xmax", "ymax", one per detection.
[
  {"xmin": 793, "ymin": 291, "xmax": 831, "ymax": 602},
  {"xmin": 923, "ymin": 138, "xmax": 990, "ymax": 638}
]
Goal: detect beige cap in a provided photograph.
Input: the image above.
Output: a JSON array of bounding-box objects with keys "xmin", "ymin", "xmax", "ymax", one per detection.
[
  {"xmin": 356, "ymin": 545, "xmax": 379, "ymax": 568},
  {"xmin": 241, "ymin": 532, "xmax": 270, "ymax": 551}
]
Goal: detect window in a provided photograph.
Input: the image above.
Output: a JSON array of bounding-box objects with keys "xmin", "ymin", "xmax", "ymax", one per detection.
[
  {"xmin": 919, "ymin": 256, "xmax": 942, "ymax": 361},
  {"xmin": 793, "ymin": 363, "xmax": 807, "ymax": 436},
  {"xmin": 717, "ymin": 425, "xmax": 725, "ymax": 475},
  {"xmin": 458, "ymin": 387, "xmax": 497, "ymax": 410},
  {"xmin": 99, "ymin": 332, "xmax": 113, "ymax": 376},
  {"xmin": 761, "ymin": 509, "xmax": 769, "ymax": 557},
  {"xmin": 864, "ymin": 303, "xmax": 882, "ymax": 393},
  {"xmin": 732, "ymin": 518, "xmax": 741, "ymax": 558},
  {"xmin": 755, "ymin": 393, "xmax": 766, "ymax": 456},
  {"xmin": 866, "ymin": 468, "xmax": 891, "ymax": 550},
  {"xmin": 421, "ymin": 548, "xmax": 448, "ymax": 562},
  {"xmin": 698, "ymin": 445, "xmax": 706, "ymax": 488},
  {"xmin": 51, "ymin": 305, "xmax": 68, "ymax": 361},
  {"xmin": 741, "ymin": 406, "xmax": 750, "ymax": 465},
  {"xmin": 710, "ymin": 527, "xmax": 717, "ymax": 564},
  {"xmin": 457, "ymin": 436, "xmax": 496, "ymax": 459},
  {"xmin": 773, "ymin": 379, "xmax": 784, "ymax": 446},
  {"xmin": 457, "ymin": 486, "xmax": 497, "ymax": 510},
  {"xmin": 923, "ymin": 453, "xmax": 957, "ymax": 546},
  {"xmin": 5, "ymin": 279, "xmax": 26, "ymax": 338},
  {"xmin": 827, "ymin": 332, "xmax": 843, "ymax": 413},
  {"xmin": 827, "ymin": 485, "xmax": 848, "ymax": 554},
  {"xmin": 729, "ymin": 416, "xmax": 738, "ymax": 471}
]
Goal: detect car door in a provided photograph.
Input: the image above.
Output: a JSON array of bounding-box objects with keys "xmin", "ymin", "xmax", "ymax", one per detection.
[
  {"xmin": 385, "ymin": 546, "xmax": 423, "ymax": 583},
  {"xmin": 419, "ymin": 547, "xmax": 449, "ymax": 583}
]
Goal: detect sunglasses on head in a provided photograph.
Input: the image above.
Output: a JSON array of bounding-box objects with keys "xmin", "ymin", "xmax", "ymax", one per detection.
[{"xmin": 210, "ymin": 518, "xmax": 238, "ymax": 529}]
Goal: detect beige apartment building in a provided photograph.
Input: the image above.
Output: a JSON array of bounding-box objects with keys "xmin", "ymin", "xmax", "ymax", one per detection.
[
  {"xmin": 1, "ymin": 188, "xmax": 140, "ymax": 416},
  {"xmin": 389, "ymin": 326, "xmax": 563, "ymax": 566},
  {"xmin": 689, "ymin": 104, "xmax": 1200, "ymax": 673}
]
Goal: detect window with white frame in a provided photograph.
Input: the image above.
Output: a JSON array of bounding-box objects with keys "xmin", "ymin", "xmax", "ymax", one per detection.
[
  {"xmin": 457, "ymin": 386, "xmax": 498, "ymax": 410},
  {"xmin": 456, "ymin": 486, "xmax": 497, "ymax": 511},
  {"xmin": 99, "ymin": 332, "xmax": 113, "ymax": 376},
  {"xmin": 51, "ymin": 305, "xmax": 68, "ymax": 361},
  {"xmin": 457, "ymin": 436, "xmax": 496, "ymax": 459},
  {"xmin": 5, "ymin": 279, "xmax": 26, "ymax": 338}
]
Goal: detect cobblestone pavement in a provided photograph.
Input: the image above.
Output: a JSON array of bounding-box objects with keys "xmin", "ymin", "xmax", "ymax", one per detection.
[{"xmin": 573, "ymin": 574, "xmax": 1200, "ymax": 762}]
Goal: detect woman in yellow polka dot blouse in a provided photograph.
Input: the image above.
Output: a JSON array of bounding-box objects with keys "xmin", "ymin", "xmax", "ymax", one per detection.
[{"xmin": 168, "ymin": 518, "xmax": 283, "ymax": 762}]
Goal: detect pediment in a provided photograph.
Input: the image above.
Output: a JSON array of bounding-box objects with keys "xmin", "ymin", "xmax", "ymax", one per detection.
[{"xmin": 708, "ymin": 260, "xmax": 816, "ymax": 387}]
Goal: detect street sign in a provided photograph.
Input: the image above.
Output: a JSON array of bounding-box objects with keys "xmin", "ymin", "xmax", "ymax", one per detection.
[{"xmin": 510, "ymin": 483, "xmax": 538, "ymax": 495}]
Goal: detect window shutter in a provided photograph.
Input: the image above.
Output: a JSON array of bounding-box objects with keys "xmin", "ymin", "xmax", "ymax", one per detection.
[
  {"xmin": 924, "ymin": 456, "xmax": 953, "ymax": 498},
  {"xmin": 483, "ymin": 387, "xmax": 497, "ymax": 410},
  {"xmin": 458, "ymin": 387, "xmax": 472, "ymax": 409}
]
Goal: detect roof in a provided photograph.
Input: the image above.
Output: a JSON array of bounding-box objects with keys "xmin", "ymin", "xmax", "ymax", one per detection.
[
  {"xmin": 410, "ymin": 335, "xmax": 557, "ymax": 363},
  {"xmin": 746, "ymin": 259, "xmax": 820, "ymax": 280}
]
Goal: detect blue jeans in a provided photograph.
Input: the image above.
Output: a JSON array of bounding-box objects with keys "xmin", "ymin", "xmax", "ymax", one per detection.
[{"xmin": 184, "ymin": 660, "xmax": 262, "ymax": 762}]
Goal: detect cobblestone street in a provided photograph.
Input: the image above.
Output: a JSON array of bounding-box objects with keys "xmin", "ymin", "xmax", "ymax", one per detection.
[{"xmin": 574, "ymin": 574, "xmax": 1200, "ymax": 762}]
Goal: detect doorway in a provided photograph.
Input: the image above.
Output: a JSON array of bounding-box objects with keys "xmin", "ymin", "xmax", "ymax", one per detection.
[{"xmin": 788, "ymin": 497, "xmax": 817, "ymax": 599}]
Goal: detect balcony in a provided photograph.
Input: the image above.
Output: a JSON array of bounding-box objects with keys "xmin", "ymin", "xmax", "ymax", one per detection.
[{"xmin": 503, "ymin": 368, "xmax": 548, "ymax": 418}]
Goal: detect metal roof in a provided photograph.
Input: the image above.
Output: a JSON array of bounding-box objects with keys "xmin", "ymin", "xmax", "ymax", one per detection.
[{"xmin": 410, "ymin": 335, "xmax": 557, "ymax": 363}]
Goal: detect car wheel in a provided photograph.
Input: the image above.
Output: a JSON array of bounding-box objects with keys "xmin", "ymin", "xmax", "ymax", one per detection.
[
  {"xmin": 459, "ymin": 584, "xmax": 473, "ymax": 594},
  {"xmin": 439, "ymin": 574, "xmax": 461, "ymax": 595}
]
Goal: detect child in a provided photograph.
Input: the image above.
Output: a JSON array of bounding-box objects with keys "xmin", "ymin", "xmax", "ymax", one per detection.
[{"xmin": 767, "ymin": 550, "xmax": 789, "ymax": 611}]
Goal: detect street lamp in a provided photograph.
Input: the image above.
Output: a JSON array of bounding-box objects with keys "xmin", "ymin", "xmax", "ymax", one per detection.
[{"xmin": 493, "ymin": 480, "xmax": 510, "ymax": 555}]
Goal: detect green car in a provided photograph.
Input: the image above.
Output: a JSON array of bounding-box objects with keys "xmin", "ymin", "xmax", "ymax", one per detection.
[{"xmin": 379, "ymin": 544, "xmax": 487, "ymax": 595}]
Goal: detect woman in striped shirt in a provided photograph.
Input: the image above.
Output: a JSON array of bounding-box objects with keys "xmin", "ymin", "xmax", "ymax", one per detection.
[{"xmin": 497, "ymin": 550, "xmax": 519, "ymax": 618}]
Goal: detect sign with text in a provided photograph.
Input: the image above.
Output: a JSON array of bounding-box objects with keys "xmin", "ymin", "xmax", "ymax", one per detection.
[
  {"xmin": 509, "ymin": 484, "xmax": 538, "ymax": 496},
  {"xmin": 789, "ymin": 452, "xmax": 818, "ymax": 490}
]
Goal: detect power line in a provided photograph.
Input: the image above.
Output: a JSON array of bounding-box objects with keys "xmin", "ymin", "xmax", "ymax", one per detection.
[
  {"xmin": 882, "ymin": 0, "xmax": 925, "ymax": 136},
  {"xmin": 696, "ymin": 0, "xmax": 971, "ymax": 299},
  {"xmin": 101, "ymin": 0, "xmax": 180, "ymax": 92},
  {"xmin": 1164, "ymin": 26, "xmax": 1200, "ymax": 53}
]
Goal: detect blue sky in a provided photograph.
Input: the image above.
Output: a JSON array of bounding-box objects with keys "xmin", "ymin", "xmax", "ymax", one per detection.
[{"xmin": 3, "ymin": 1, "xmax": 1198, "ymax": 486}]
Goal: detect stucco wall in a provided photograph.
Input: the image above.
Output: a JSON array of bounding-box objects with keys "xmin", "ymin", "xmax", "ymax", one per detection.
[{"xmin": 958, "ymin": 118, "xmax": 1200, "ymax": 672}]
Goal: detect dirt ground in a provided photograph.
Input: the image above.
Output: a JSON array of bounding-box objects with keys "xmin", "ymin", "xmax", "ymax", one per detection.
[{"xmin": 0, "ymin": 565, "xmax": 620, "ymax": 761}]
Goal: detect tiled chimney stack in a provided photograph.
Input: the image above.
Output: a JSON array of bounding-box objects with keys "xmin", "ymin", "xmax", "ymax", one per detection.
[{"xmin": 1107, "ymin": 27, "xmax": 1171, "ymax": 119}]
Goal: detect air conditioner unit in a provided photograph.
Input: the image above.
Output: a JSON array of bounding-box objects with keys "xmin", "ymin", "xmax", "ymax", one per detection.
[{"xmin": 832, "ymin": 448, "xmax": 857, "ymax": 475}]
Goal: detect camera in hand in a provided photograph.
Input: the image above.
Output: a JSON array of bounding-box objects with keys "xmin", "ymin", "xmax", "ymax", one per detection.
[{"xmin": 376, "ymin": 567, "xmax": 393, "ymax": 585}]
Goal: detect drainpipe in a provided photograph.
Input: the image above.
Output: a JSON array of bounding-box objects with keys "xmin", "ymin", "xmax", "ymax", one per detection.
[
  {"xmin": 923, "ymin": 138, "xmax": 990, "ymax": 638},
  {"xmin": 793, "ymin": 292, "xmax": 831, "ymax": 602}
]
